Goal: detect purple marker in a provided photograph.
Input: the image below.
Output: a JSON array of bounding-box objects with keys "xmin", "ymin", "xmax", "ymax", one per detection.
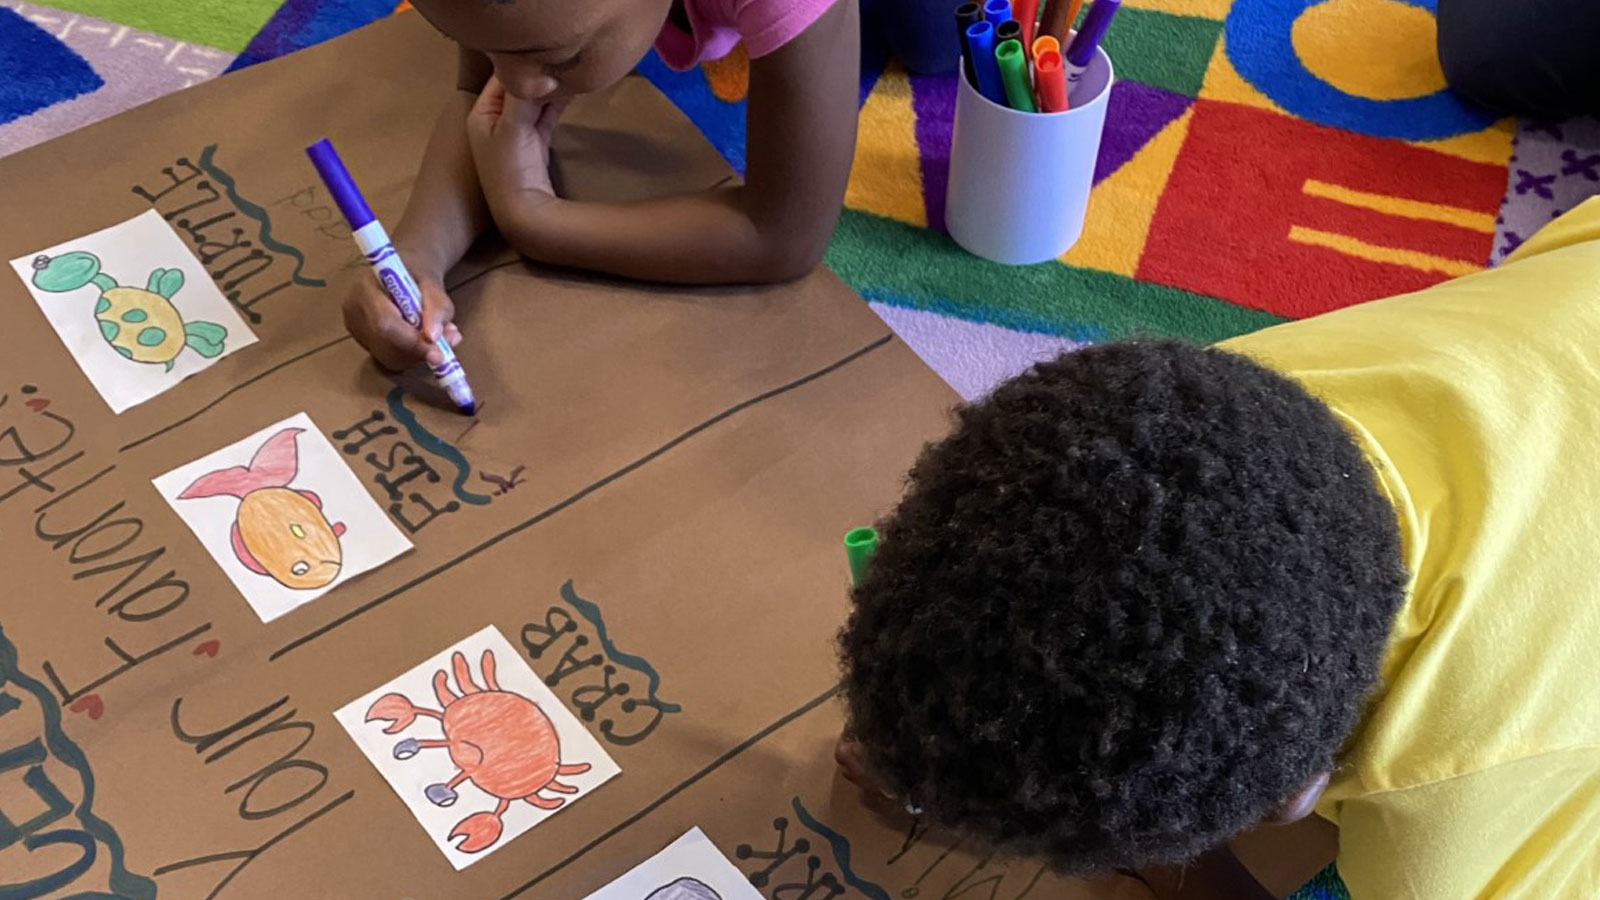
[
  {"xmin": 305, "ymin": 139, "xmax": 477, "ymax": 415},
  {"xmin": 1064, "ymin": 0, "xmax": 1119, "ymax": 85}
]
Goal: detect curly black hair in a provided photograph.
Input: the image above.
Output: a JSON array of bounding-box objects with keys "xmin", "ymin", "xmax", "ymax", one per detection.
[{"xmin": 838, "ymin": 340, "xmax": 1407, "ymax": 871}]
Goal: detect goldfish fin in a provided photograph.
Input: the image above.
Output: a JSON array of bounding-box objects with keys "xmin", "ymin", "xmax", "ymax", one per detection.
[
  {"xmin": 231, "ymin": 522, "xmax": 268, "ymax": 575},
  {"xmin": 297, "ymin": 489, "xmax": 323, "ymax": 509},
  {"xmin": 177, "ymin": 427, "xmax": 303, "ymax": 499},
  {"xmin": 333, "ymin": 522, "xmax": 347, "ymax": 538}
]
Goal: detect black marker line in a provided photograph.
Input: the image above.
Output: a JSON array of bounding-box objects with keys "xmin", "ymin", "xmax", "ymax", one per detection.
[
  {"xmin": 501, "ymin": 684, "xmax": 842, "ymax": 900},
  {"xmin": 270, "ymin": 334, "xmax": 894, "ymax": 662},
  {"xmin": 119, "ymin": 335, "xmax": 352, "ymax": 453}
]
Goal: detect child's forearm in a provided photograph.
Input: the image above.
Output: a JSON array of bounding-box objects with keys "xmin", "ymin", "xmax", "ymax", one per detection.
[
  {"xmin": 392, "ymin": 90, "xmax": 492, "ymax": 278},
  {"xmin": 494, "ymin": 185, "xmax": 835, "ymax": 285}
]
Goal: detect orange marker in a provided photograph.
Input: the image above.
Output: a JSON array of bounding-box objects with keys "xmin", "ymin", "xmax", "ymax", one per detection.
[
  {"xmin": 1034, "ymin": 49, "xmax": 1069, "ymax": 112},
  {"xmin": 1032, "ymin": 34, "xmax": 1060, "ymax": 60}
]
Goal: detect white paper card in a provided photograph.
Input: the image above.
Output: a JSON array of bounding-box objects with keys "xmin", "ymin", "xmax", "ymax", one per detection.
[
  {"xmin": 334, "ymin": 625, "xmax": 621, "ymax": 869},
  {"xmin": 583, "ymin": 829, "xmax": 764, "ymax": 900},
  {"xmin": 10, "ymin": 209, "xmax": 258, "ymax": 413},
  {"xmin": 152, "ymin": 412, "xmax": 411, "ymax": 622}
]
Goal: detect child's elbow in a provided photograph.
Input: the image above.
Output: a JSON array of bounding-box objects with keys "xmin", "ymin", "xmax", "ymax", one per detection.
[{"xmin": 749, "ymin": 230, "xmax": 829, "ymax": 283}]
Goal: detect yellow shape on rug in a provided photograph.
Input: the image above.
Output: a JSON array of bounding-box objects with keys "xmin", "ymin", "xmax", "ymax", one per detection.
[
  {"xmin": 845, "ymin": 67, "xmax": 926, "ymax": 228},
  {"xmin": 1062, "ymin": 106, "xmax": 1196, "ymax": 275}
]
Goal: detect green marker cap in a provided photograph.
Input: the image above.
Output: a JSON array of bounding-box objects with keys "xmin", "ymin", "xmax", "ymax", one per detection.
[
  {"xmin": 845, "ymin": 527, "xmax": 880, "ymax": 586},
  {"xmin": 995, "ymin": 39, "xmax": 1037, "ymax": 112}
]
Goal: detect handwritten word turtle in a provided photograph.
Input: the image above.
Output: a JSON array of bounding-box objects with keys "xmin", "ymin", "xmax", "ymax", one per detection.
[
  {"xmin": 366, "ymin": 649, "xmax": 593, "ymax": 853},
  {"xmin": 31, "ymin": 251, "xmax": 228, "ymax": 371}
]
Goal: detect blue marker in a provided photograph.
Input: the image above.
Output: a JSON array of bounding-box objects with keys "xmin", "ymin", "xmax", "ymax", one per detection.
[
  {"xmin": 965, "ymin": 20, "xmax": 1007, "ymax": 105},
  {"xmin": 305, "ymin": 138, "xmax": 478, "ymax": 415},
  {"xmin": 983, "ymin": 0, "xmax": 1012, "ymax": 23}
]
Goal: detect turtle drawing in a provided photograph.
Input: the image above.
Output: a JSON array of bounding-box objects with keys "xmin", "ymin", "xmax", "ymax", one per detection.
[
  {"xmin": 365, "ymin": 648, "xmax": 594, "ymax": 853},
  {"xmin": 30, "ymin": 250, "xmax": 228, "ymax": 371}
]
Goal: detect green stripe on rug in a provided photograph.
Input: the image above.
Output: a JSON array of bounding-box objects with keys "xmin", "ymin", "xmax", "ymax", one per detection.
[
  {"xmin": 827, "ymin": 209, "xmax": 1286, "ymax": 344},
  {"xmin": 45, "ymin": 0, "xmax": 283, "ymax": 53}
]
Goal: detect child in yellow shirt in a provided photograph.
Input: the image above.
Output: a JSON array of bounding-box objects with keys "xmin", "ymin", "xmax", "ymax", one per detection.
[{"xmin": 836, "ymin": 200, "xmax": 1600, "ymax": 899}]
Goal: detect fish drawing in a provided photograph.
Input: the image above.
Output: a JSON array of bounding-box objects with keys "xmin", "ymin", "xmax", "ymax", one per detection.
[{"xmin": 178, "ymin": 427, "xmax": 346, "ymax": 589}]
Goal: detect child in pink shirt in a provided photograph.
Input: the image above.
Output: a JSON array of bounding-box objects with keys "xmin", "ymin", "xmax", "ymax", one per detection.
[{"xmin": 348, "ymin": 0, "xmax": 860, "ymax": 372}]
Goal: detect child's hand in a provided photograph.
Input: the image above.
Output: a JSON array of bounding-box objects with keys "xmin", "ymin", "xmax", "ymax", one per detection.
[
  {"xmin": 342, "ymin": 258, "xmax": 461, "ymax": 371},
  {"xmin": 465, "ymin": 77, "xmax": 570, "ymax": 222}
]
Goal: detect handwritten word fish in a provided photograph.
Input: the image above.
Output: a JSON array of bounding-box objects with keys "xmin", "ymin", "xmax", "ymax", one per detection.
[
  {"xmin": 31, "ymin": 251, "xmax": 228, "ymax": 370},
  {"xmin": 179, "ymin": 427, "xmax": 346, "ymax": 589}
]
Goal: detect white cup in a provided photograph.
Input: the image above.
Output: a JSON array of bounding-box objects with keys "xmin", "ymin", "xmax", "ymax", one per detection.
[{"xmin": 945, "ymin": 38, "xmax": 1114, "ymax": 265}]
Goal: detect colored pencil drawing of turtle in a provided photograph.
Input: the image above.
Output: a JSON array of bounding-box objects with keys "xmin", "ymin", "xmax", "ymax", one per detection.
[{"xmin": 30, "ymin": 250, "xmax": 228, "ymax": 371}]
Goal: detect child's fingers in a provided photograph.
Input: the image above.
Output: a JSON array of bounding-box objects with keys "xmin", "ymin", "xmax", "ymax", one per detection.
[
  {"xmin": 497, "ymin": 90, "xmax": 543, "ymax": 132},
  {"xmin": 467, "ymin": 76, "xmax": 508, "ymax": 133},
  {"xmin": 534, "ymin": 97, "xmax": 572, "ymax": 141},
  {"xmin": 418, "ymin": 287, "xmax": 456, "ymax": 342},
  {"xmin": 445, "ymin": 323, "xmax": 462, "ymax": 347}
]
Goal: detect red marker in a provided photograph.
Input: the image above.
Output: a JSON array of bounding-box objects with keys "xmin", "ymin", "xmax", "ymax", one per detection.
[
  {"xmin": 1015, "ymin": 0, "xmax": 1040, "ymax": 53},
  {"xmin": 1034, "ymin": 49, "xmax": 1069, "ymax": 112}
]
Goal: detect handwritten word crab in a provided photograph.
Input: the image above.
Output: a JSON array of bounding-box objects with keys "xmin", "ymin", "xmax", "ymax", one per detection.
[
  {"xmin": 31, "ymin": 251, "xmax": 228, "ymax": 370},
  {"xmin": 366, "ymin": 648, "xmax": 592, "ymax": 853}
]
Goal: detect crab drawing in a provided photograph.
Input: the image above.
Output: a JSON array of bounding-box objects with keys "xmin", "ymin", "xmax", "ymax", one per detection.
[
  {"xmin": 365, "ymin": 648, "xmax": 593, "ymax": 853},
  {"xmin": 31, "ymin": 251, "xmax": 228, "ymax": 370}
]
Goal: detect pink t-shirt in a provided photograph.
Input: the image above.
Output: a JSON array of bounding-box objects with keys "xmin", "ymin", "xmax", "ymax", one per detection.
[{"xmin": 654, "ymin": 0, "xmax": 837, "ymax": 71}]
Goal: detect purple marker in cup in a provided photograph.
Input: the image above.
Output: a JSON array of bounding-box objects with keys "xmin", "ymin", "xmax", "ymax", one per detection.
[
  {"xmin": 1064, "ymin": 0, "xmax": 1120, "ymax": 85},
  {"xmin": 305, "ymin": 138, "xmax": 478, "ymax": 415}
]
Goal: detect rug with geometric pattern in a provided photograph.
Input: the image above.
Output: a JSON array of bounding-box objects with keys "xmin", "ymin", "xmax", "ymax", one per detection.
[{"xmin": 3, "ymin": 0, "xmax": 1597, "ymax": 398}]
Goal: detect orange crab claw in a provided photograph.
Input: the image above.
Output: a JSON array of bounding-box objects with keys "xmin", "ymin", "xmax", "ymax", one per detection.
[
  {"xmin": 365, "ymin": 693, "xmax": 421, "ymax": 733},
  {"xmin": 449, "ymin": 809, "xmax": 506, "ymax": 853}
]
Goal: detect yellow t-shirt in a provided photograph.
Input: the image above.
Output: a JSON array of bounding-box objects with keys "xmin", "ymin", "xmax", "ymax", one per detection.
[{"xmin": 1219, "ymin": 200, "xmax": 1600, "ymax": 900}]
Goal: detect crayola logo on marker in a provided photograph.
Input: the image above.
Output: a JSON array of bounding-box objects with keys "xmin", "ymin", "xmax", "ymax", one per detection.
[{"xmin": 379, "ymin": 269, "xmax": 414, "ymax": 305}]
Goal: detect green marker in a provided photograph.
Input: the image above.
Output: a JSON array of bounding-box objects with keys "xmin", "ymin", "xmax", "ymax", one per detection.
[
  {"xmin": 845, "ymin": 527, "xmax": 879, "ymax": 586},
  {"xmin": 995, "ymin": 39, "xmax": 1037, "ymax": 112}
]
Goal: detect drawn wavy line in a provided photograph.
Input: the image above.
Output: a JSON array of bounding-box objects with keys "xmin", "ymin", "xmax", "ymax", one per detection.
[
  {"xmin": 561, "ymin": 580, "xmax": 683, "ymax": 714},
  {"xmin": 0, "ymin": 624, "xmax": 158, "ymax": 900},
  {"xmin": 196, "ymin": 144, "xmax": 326, "ymax": 288},
  {"xmin": 792, "ymin": 796, "xmax": 891, "ymax": 900},
  {"xmin": 385, "ymin": 387, "xmax": 492, "ymax": 506}
]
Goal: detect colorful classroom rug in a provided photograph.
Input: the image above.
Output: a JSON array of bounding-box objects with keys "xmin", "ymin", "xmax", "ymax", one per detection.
[{"xmin": 3, "ymin": 0, "xmax": 1598, "ymax": 398}]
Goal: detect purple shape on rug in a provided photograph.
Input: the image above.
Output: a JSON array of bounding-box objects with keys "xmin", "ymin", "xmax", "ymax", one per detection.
[
  {"xmin": 1093, "ymin": 80, "xmax": 1190, "ymax": 184},
  {"xmin": 911, "ymin": 70, "xmax": 957, "ymax": 232},
  {"xmin": 867, "ymin": 298, "xmax": 1087, "ymax": 400},
  {"xmin": 1493, "ymin": 116, "xmax": 1600, "ymax": 266}
]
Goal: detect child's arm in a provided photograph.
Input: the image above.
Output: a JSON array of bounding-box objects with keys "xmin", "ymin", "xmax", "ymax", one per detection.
[
  {"xmin": 343, "ymin": 47, "xmax": 493, "ymax": 370},
  {"xmin": 468, "ymin": 0, "xmax": 860, "ymax": 285}
]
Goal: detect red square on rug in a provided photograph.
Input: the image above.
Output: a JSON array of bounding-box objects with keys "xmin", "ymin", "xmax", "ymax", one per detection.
[{"xmin": 1137, "ymin": 100, "xmax": 1505, "ymax": 319}]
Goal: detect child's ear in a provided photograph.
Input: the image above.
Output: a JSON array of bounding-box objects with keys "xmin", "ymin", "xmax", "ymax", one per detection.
[{"xmin": 1265, "ymin": 770, "xmax": 1332, "ymax": 824}]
